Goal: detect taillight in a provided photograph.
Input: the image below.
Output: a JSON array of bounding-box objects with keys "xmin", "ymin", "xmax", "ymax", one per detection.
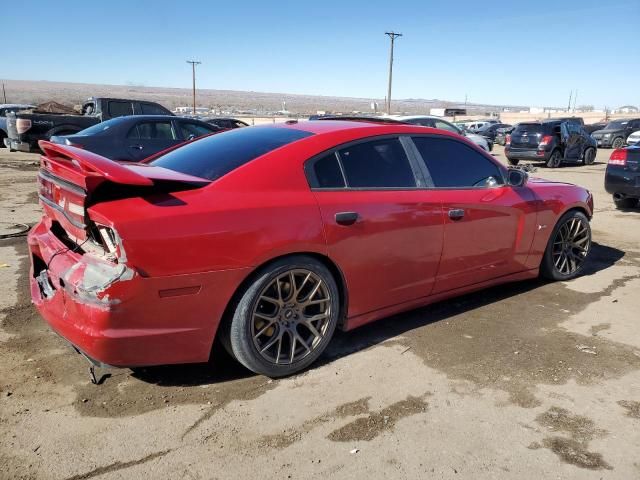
[
  {"xmin": 16, "ymin": 118, "xmax": 32, "ymax": 134},
  {"xmin": 609, "ymin": 149, "xmax": 627, "ymax": 166},
  {"xmin": 539, "ymin": 135, "xmax": 553, "ymax": 148},
  {"xmin": 505, "ymin": 134, "xmax": 511, "ymax": 146}
]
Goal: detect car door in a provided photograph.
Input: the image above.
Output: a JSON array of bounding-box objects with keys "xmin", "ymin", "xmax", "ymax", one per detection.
[
  {"xmin": 411, "ymin": 135, "xmax": 538, "ymax": 293},
  {"xmin": 307, "ymin": 136, "xmax": 444, "ymax": 318},
  {"xmin": 562, "ymin": 122, "xmax": 582, "ymax": 160},
  {"xmin": 125, "ymin": 120, "xmax": 180, "ymax": 161}
]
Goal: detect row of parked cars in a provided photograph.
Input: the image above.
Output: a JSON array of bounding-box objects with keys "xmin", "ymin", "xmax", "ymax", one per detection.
[{"xmin": 0, "ymin": 97, "xmax": 249, "ymax": 159}]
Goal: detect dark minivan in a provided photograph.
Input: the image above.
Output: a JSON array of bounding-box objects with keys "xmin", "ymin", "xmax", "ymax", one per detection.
[{"xmin": 505, "ymin": 119, "xmax": 596, "ymax": 168}]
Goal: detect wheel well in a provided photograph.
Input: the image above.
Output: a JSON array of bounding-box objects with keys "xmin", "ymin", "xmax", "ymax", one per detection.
[{"xmin": 214, "ymin": 252, "xmax": 349, "ymax": 354}]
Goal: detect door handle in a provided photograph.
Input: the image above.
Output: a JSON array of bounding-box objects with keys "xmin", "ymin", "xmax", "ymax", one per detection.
[
  {"xmin": 129, "ymin": 144, "xmax": 144, "ymax": 150},
  {"xmin": 448, "ymin": 208, "xmax": 465, "ymax": 220},
  {"xmin": 335, "ymin": 212, "xmax": 359, "ymax": 226}
]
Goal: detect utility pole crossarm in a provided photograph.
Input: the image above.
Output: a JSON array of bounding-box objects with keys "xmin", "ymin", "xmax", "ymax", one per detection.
[
  {"xmin": 186, "ymin": 60, "xmax": 202, "ymax": 115},
  {"xmin": 385, "ymin": 31, "xmax": 402, "ymax": 115}
]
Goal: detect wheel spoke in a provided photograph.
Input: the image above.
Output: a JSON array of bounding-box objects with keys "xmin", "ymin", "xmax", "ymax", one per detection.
[
  {"xmin": 260, "ymin": 330, "xmax": 282, "ymax": 353},
  {"xmin": 289, "ymin": 331, "xmax": 297, "ymax": 363},
  {"xmin": 302, "ymin": 319, "xmax": 323, "ymax": 339},
  {"xmin": 294, "ymin": 330, "xmax": 312, "ymax": 353},
  {"xmin": 254, "ymin": 318, "xmax": 277, "ymax": 339}
]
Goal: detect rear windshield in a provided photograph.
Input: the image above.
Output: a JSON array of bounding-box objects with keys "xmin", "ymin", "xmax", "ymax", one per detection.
[
  {"xmin": 76, "ymin": 118, "xmax": 121, "ymax": 136},
  {"xmin": 514, "ymin": 123, "xmax": 546, "ymax": 135},
  {"xmin": 149, "ymin": 126, "xmax": 313, "ymax": 180}
]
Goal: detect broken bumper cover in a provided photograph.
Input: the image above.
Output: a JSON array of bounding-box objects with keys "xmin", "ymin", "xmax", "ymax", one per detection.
[{"xmin": 28, "ymin": 219, "xmax": 250, "ymax": 367}]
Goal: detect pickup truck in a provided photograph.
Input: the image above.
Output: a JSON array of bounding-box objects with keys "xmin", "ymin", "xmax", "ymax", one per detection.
[
  {"xmin": 0, "ymin": 104, "xmax": 35, "ymax": 147},
  {"xmin": 4, "ymin": 97, "xmax": 173, "ymax": 152}
]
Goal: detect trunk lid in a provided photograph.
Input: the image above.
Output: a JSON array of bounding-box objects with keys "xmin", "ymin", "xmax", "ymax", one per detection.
[{"xmin": 37, "ymin": 140, "xmax": 210, "ymax": 241}]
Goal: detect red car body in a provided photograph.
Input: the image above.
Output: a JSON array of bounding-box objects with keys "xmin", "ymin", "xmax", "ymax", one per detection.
[{"xmin": 28, "ymin": 121, "xmax": 593, "ymax": 368}]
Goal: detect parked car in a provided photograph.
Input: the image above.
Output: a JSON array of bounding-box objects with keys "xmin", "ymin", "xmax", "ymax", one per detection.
[
  {"xmin": 495, "ymin": 126, "xmax": 515, "ymax": 146},
  {"xmin": 203, "ymin": 117, "xmax": 249, "ymax": 129},
  {"xmin": 626, "ymin": 130, "xmax": 640, "ymax": 146},
  {"xmin": 605, "ymin": 145, "xmax": 640, "ymax": 209},
  {"xmin": 505, "ymin": 120, "xmax": 597, "ymax": 167},
  {"xmin": 0, "ymin": 104, "xmax": 35, "ymax": 147},
  {"xmin": 29, "ymin": 119, "xmax": 593, "ymax": 378},
  {"xmin": 591, "ymin": 118, "xmax": 640, "ymax": 149},
  {"xmin": 49, "ymin": 115, "xmax": 220, "ymax": 161},
  {"xmin": 583, "ymin": 122, "xmax": 608, "ymax": 135},
  {"xmin": 4, "ymin": 97, "xmax": 173, "ymax": 152},
  {"xmin": 478, "ymin": 123, "xmax": 512, "ymax": 142},
  {"xmin": 386, "ymin": 115, "xmax": 493, "ymax": 151}
]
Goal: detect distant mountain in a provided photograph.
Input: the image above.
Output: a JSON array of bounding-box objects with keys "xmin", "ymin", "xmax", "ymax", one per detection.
[{"xmin": 0, "ymin": 79, "xmax": 526, "ymax": 115}]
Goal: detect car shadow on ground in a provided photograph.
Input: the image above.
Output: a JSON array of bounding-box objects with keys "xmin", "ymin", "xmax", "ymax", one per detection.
[{"xmin": 129, "ymin": 241, "xmax": 624, "ymax": 387}]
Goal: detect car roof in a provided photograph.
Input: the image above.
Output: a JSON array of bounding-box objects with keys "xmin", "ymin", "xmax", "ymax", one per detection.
[
  {"xmin": 113, "ymin": 115, "xmax": 206, "ymax": 122},
  {"xmin": 0, "ymin": 103, "xmax": 35, "ymax": 108}
]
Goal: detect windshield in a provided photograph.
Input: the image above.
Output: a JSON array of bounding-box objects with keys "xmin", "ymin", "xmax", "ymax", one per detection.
[
  {"xmin": 75, "ymin": 118, "xmax": 121, "ymax": 136},
  {"xmin": 604, "ymin": 121, "xmax": 628, "ymax": 130},
  {"xmin": 149, "ymin": 126, "xmax": 314, "ymax": 181}
]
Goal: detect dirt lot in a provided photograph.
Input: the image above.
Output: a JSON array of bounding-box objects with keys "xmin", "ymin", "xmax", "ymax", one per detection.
[{"xmin": 1, "ymin": 145, "xmax": 639, "ymax": 480}]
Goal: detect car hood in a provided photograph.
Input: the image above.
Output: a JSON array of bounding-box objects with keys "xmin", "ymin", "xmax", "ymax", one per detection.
[
  {"xmin": 465, "ymin": 132, "xmax": 488, "ymax": 143},
  {"xmin": 593, "ymin": 128, "xmax": 624, "ymax": 134}
]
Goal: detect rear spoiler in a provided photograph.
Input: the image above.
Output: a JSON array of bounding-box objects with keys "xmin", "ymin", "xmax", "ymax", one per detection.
[{"xmin": 39, "ymin": 140, "xmax": 154, "ymax": 189}]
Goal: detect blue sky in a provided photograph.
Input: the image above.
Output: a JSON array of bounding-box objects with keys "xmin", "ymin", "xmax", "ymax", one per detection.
[{"xmin": 4, "ymin": 0, "xmax": 638, "ymax": 108}]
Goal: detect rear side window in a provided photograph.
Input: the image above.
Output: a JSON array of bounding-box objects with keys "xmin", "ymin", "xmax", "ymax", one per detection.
[
  {"xmin": 338, "ymin": 138, "xmax": 416, "ymax": 188},
  {"xmin": 141, "ymin": 103, "xmax": 169, "ymax": 115},
  {"xmin": 413, "ymin": 137, "xmax": 504, "ymax": 188},
  {"xmin": 108, "ymin": 101, "xmax": 134, "ymax": 117},
  {"xmin": 313, "ymin": 153, "xmax": 345, "ymax": 188},
  {"xmin": 149, "ymin": 127, "xmax": 313, "ymax": 181}
]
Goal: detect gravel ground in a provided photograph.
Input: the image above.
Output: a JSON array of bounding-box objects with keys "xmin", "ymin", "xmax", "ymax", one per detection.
[{"xmin": 1, "ymin": 145, "xmax": 639, "ymax": 480}]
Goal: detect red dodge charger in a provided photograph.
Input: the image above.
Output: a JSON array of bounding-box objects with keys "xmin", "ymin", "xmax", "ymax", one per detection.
[{"xmin": 29, "ymin": 119, "xmax": 593, "ymax": 377}]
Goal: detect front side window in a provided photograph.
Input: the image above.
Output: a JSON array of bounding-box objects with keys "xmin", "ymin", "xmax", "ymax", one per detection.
[
  {"xmin": 338, "ymin": 138, "xmax": 416, "ymax": 188},
  {"xmin": 180, "ymin": 122, "xmax": 215, "ymax": 139},
  {"xmin": 108, "ymin": 101, "xmax": 134, "ymax": 118},
  {"xmin": 136, "ymin": 121, "xmax": 175, "ymax": 140},
  {"xmin": 413, "ymin": 136, "xmax": 504, "ymax": 188}
]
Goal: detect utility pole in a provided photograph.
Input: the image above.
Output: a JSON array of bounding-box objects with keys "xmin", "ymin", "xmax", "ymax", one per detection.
[
  {"xmin": 186, "ymin": 60, "xmax": 202, "ymax": 115},
  {"xmin": 567, "ymin": 90, "xmax": 573, "ymax": 113},
  {"xmin": 2, "ymin": 83, "xmax": 6, "ymax": 103},
  {"xmin": 385, "ymin": 31, "xmax": 402, "ymax": 114},
  {"xmin": 573, "ymin": 89, "xmax": 578, "ymax": 112}
]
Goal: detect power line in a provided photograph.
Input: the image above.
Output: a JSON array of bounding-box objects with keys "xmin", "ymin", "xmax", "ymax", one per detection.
[
  {"xmin": 186, "ymin": 60, "xmax": 202, "ymax": 115},
  {"xmin": 385, "ymin": 32, "xmax": 402, "ymax": 115}
]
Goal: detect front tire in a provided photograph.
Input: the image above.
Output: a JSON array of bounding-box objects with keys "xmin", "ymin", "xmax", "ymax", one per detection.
[
  {"xmin": 546, "ymin": 149, "xmax": 562, "ymax": 168},
  {"xmin": 540, "ymin": 210, "xmax": 591, "ymax": 281},
  {"xmin": 226, "ymin": 256, "xmax": 340, "ymax": 377}
]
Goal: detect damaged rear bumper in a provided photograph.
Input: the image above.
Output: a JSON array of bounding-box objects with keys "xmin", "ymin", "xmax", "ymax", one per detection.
[{"xmin": 27, "ymin": 219, "xmax": 250, "ymax": 367}]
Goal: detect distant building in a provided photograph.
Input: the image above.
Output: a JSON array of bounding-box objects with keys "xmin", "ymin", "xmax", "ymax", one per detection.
[
  {"xmin": 174, "ymin": 106, "xmax": 210, "ymax": 114},
  {"xmin": 613, "ymin": 105, "xmax": 639, "ymax": 114}
]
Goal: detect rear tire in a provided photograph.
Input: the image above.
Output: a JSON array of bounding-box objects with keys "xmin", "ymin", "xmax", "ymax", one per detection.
[
  {"xmin": 225, "ymin": 255, "xmax": 340, "ymax": 377},
  {"xmin": 507, "ymin": 158, "xmax": 519, "ymax": 166},
  {"xmin": 613, "ymin": 196, "xmax": 638, "ymax": 209},
  {"xmin": 612, "ymin": 137, "xmax": 624, "ymax": 149},
  {"xmin": 582, "ymin": 148, "xmax": 596, "ymax": 165},
  {"xmin": 546, "ymin": 149, "xmax": 562, "ymax": 168},
  {"xmin": 540, "ymin": 210, "xmax": 591, "ymax": 281}
]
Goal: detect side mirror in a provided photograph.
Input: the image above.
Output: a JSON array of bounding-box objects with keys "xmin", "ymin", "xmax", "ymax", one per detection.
[
  {"xmin": 507, "ymin": 168, "xmax": 528, "ymax": 187},
  {"xmin": 187, "ymin": 134, "xmax": 196, "ymax": 141}
]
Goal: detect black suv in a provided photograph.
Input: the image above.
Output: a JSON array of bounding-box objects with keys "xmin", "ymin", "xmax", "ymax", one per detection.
[
  {"xmin": 478, "ymin": 123, "xmax": 512, "ymax": 142},
  {"xmin": 505, "ymin": 119, "xmax": 597, "ymax": 168},
  {"xmin": 592, "ymin": 118, "xmax": 640, "ymax": 149}
]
